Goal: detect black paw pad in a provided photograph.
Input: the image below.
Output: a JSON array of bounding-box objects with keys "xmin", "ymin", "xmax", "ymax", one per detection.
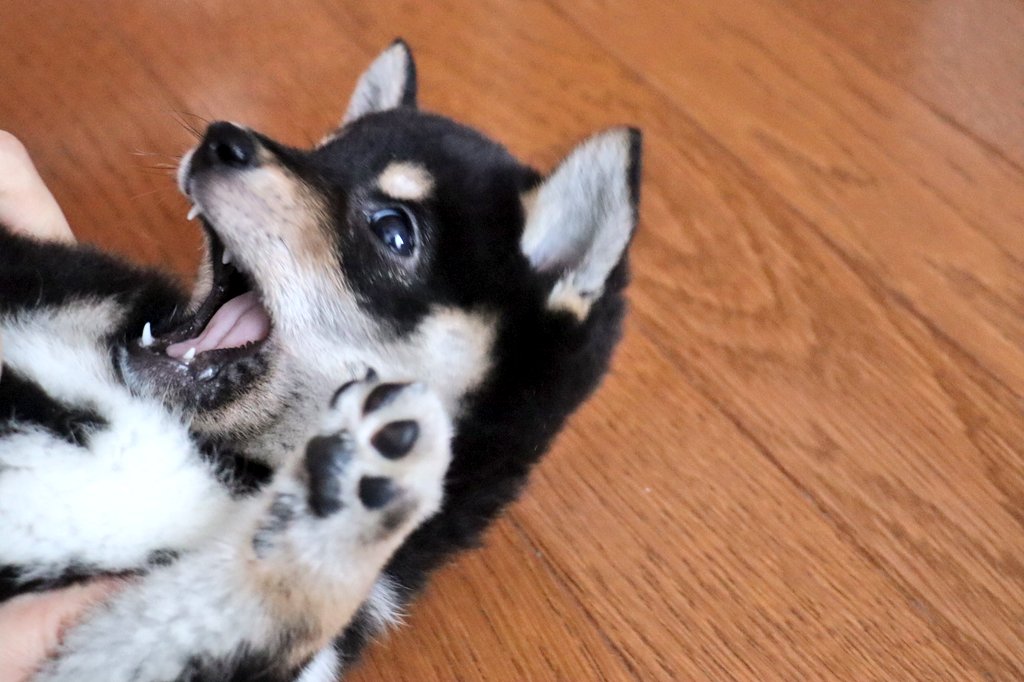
[
  {"xmin": 358, "ymin": 476, "xmax": 399, "ymax": 510},
  {"xmin": 305, "ymin": 434, "xmax": 354, "ymax": 518},
  {"xmin": 363, "ymin": 383, "xmax": 407, "ymax": 414},
  {"xmin": 371, "ymin": 420, "xmax": 419, "ymax": 460}
]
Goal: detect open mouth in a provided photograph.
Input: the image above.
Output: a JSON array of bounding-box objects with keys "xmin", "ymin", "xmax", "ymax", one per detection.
[{"xmin": 132, "ymin": 213, "xmax": 272, "ymax": 380}]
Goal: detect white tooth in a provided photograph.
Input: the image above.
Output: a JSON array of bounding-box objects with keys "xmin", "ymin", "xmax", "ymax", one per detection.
[
  {"xmin": 222, "ymin": 249, "xmax": 233, "ymax": 265},
  {"xmin": 183, "ymin": 347, "xmax": 197, "ymax": 363},
  {"xmin": 187, "ymin": 205, "xmax": 201, "ymax": 221},
  {"xmin": 140, "ymin": 322, "xmax": 154, "ymax": 348}
]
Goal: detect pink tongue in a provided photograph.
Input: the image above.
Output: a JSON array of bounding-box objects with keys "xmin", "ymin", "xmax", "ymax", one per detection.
[{"xmin": 166, "ymin": 292, "xmax": 271, "ymax": 359}]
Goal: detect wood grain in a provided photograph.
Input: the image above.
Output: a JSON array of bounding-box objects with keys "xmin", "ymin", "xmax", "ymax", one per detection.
[
  {"xmin": 778, "ymin": 0, "xmax": 1024, "ymax": 170},
  {"xmin": 1, "ymin": 1, "xmax": 1022, "ymax": 679}
]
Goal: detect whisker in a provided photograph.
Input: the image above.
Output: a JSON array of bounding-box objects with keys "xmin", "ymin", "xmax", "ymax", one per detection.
[
  {"xmin": 131, "ymin": 150, "xmax": 180, "ymax": 160},
  {"xmin": 177, "ymin": 110, "xmax": 211, "ymax": 125},
  {"xmin": 168, "ymin": 110, "xmax": 203, "ymax": 140}
]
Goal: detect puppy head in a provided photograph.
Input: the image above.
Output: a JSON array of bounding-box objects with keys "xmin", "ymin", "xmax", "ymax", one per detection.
[{"xmin": 122, "ymin": 41, "xmax": 642, "ymax": 462}]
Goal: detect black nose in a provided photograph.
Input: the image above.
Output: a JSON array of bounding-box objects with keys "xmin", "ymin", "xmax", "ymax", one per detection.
[{"xmin": 200, "ymin": 122, "xmax": 257, "ymax": 169}]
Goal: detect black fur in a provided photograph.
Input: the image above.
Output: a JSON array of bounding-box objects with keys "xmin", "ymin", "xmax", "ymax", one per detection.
[
  {"xmin": 198, "ymin": 442, "xmax": 274, "ymax": 495},
  {"xmin": 391, "ymin": 38, "xmax": 418, "ymax": 109},
  {"xmin": 0, "ymin": 228, "xmax": 185, "ymax": 324},
  {"xmin": 175, "ymin": 649, "xmax": 300, "ymax": 682},
  {"xmin": 0, "ymin": 368, "xmax": 107, "ymax": 446},
  {"xmin": 317, "ymin": 110, "xmax": 541, "ymax": 334},
  {"xmin": 375, "ymin": 254, "xmax": 629, "ymax": 597},
  {"xmin": 0, "ymin": 563, "xmax": 104, "ymax": 602}
]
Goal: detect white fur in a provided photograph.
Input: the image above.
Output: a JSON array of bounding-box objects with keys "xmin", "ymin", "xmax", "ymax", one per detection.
[
  {"xmin": 381, "ymin": 307, "xmax": 495, "ymax": 417},
  {"xmin": 191, "ymin": 164, "xmax": 349, "ymax": 335},
  {"xmin": 286, "ymin": 305, "xmax": 494, "ymax": 429},
  {"xmin": 297, "ymin": 647, "xmax": 342, "ymax": 682},
  {"xmin": 36, "ymin": 549, "xmax": 277, "ymax": 682},
  {"xmin": 365, "ymin": 574, "xmax": 405, "ymax": 631},
  {"xmin": 177, "ymin": 147, "xmax": 196, "ymax": 195},
  {"xmin": 35, "ymin": 375, "xmax": 451, "ymax": 682},
  {"xmin": 0, "ymin": 303, "xmax": 233, "ymax": 573}
]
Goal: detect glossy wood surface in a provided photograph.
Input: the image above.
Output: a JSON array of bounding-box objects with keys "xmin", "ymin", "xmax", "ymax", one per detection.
[{"xmin": 1, "ymin": 2, "xmax": 1021, "ymax": 679}]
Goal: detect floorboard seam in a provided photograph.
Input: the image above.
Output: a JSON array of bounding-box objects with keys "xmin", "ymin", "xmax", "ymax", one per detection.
[
  {"xmin": 505, "ymin": 513, "xmax": 644, "ymax": 680},
  {"xmin": 537, "ymin": 4, "xmax": 1024, "ymax": 672}
]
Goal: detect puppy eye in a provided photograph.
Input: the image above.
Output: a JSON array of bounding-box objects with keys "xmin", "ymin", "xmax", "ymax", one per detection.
[{"xmin": 369, "ymin": 208, "xmax": 416, "ymax": 257}]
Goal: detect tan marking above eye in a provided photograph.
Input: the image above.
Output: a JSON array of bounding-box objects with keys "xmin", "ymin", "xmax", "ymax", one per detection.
[{"xmin": 376, "ymin": 162, "xmax": 435, "ymax": 201}]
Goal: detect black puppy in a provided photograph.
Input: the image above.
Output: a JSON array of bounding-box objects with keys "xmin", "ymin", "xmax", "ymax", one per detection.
[{"xmin": 0, "ymin": 41, "xmax": 641, "ymax": 681}]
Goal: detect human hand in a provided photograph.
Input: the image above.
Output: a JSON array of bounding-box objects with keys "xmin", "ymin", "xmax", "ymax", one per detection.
[
  {"xmin": 0, "ymin": 580, "xmax": 124, "ymax": 682},
  {"xmin": 0, "ymin": 130, "xmax": 73, "ymax": 243}
]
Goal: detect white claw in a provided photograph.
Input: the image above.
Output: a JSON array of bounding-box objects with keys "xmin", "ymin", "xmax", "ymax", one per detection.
[
  {"xmin": 183, "ymin": 347, "xmax": 197, "ymax": 363},
  {"xmin": 140, "ymin": 322, "xmax": 154, "ymax": 348},
  {"xmin": 187, "ymin": 205, "xmax": 200, "ymax": 221},
  {"xmin": 221, "ymin": 249, "xmax": 233, "ymax": 265}
]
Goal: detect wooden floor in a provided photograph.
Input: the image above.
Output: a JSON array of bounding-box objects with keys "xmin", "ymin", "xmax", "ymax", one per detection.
[{"xmin": 2, "ymin": 1, "xmax": 1022, "ymax": 679}]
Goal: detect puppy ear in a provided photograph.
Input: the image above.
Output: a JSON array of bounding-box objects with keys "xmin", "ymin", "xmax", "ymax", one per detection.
[
  {"xmin": 521, "ymin": 127, "xmax": 642, "ymax": 320},
  {"xmin": 342, "ymin": 39, "xmax": 418, "ymax": 124}
]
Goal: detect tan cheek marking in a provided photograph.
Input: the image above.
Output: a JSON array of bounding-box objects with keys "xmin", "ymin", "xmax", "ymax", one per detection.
[
  {"xmin": 294, "ymin": 195, "xmax": 337, "ymax": 272},
  {"xmin": 253, "ymin": 166, "xmax": 339, "ymax": 271},
  {"xmin": 377, "ymin": 162, "xmax": 435, "ymax": 201},
  {"xmin": 410, "ymin": 308, "xmax": 497, "ymax": 415}
]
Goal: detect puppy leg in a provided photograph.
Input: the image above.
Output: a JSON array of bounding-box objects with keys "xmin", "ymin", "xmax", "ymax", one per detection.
[
  {"xmin": 35, "ymin": 376, "xmax": 451, "ymax": 682},
  {"xmin": 0, "ymin": 423, "xmax": 235, "ymax": 596}
]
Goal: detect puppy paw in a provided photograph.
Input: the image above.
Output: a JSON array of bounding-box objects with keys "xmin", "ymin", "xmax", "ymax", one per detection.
[
  {"xmin": 254, "ymin": 373, "xmax": 451, "ymax": 557},
  {"xmin": 34, "ymin": 378, "xmax": 451, "ymax": 682},
  {"xmin": 307, "ymin": 374, "xmax": 451, "ymax": 536}
]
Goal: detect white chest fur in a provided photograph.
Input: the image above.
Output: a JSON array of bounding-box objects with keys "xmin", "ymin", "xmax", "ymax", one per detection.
[{"xmin": 0, "ymin": 301, "xmax": 233, "ymax": 575}]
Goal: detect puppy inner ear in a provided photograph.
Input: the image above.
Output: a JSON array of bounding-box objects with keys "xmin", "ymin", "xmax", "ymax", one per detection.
[
  {"xmin": 521, "ymin": 127, "xmax": 642, "ymax": 320},
  {"xmin": 342, "ymin": 39, "xmax": 418, "ymax": 124}
]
